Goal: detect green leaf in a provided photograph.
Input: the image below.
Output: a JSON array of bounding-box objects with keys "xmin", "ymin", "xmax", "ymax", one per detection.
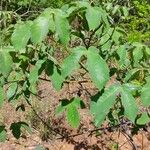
[
  {"xmin": 51, "ymin": 66, "xmax": 64, "ymax": 91},
  {"xmin": 94, "ymin": 84, "xmax": 120, "ymax": 127},
  {"xmin": 0, "ymin": 86, "xmax": 4, "ymax": 107},
  {"xmin": 121, "ymin": 86, "xmax": 138, "ymax": 122},
  {"xmin": 61, "ymin": 46, "xmax": 86, "ymax": 78},
  {"xmin": 117, "ymin": 45, "xmax": 129, "ymax": 68},
  {"xmin": 11, "ymin": 23, "xmax": 31, "ymax": 50},
  {"xmin": 45, "ymin": 60, "xmax": 63, "ymax": 91},
  {"xmin": 42, "ymin": 8, "xmax": 55, "ymax": 32},
  {"xmin": 55, "ymin": 13, "xmax": 70, "ymax": 46},
  {"xmin": 137, "ymin": 112, "xmax": 150, "ymax": 125},
  {"xmin": 31, "ymin": 16, "xmax": 49, "ymax": 43},
  {"xmin": 141, "ymin": 77, "xmax": 150, "ymax": 107},
  {"xmin": 66, "ymin": 104, "xmax": 80, "ymax": 128},
  {"xmin": 85, "ymin": 6, "xmax": 101, "ymax": 30},
  {"xmin": 7, "ymin": 82, "xmax": 18, "ymax": 100},
  {"xmin": 132, "ymin": 43, "xmax": 143, "ymax": 66},
  {"xmin": 86, "ymin": 46, "xmax": 109, "ymax": 90},
  {"xmin": 112, "ymin": 29, "xmax": 122, "ymax": 44},
  {"xmin": 0, "ymin": 50, "xmax": 13, "ymax": 78},
  {"xmin": 0, "ymin": 126, "xmax": 7, "ymax": 142},
  {"xmin": 29, "ymin": 60, "xmax": 45, "ymax": 84}
]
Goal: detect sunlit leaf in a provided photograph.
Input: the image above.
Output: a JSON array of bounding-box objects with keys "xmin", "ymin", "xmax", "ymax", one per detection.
[
  {"xmin": 141, "ymin": 76, "xmax": 150, "ymax": 107},
  {"xmin": 11, "ymin": 22, "xmax": 31, "ymax": 50},
  {"xmin": 66, "ymin": 104, "xmax": 80, "ymax": 128},
  {"xmin": 94, "ymin": 84, "xmax": 120, "ymax": 126},
  {"xmin": 61, "ymin": 46, "xmax": 86, "ymax": 78},
  {"xmin": 121, "ymin": 86, "xmax": 138, "ymax": 122},
  {"xmin": 0, "ymin": 50, "xmax": 13, "ymax": 78},
  {"xmin": 86, "ymin": 46, "xmax": 109, "ymax": 90},
  {"xmin": 85, "ymin": 6, "xmax": 101, "ymax": 30},
  {"xmin": 55, "ymin": 12, "xmax": 70, "ymax": 46},
  {"xmin": 137, "ymin": 112, "xmax": 150, "ymax": 125},
  {"xmin": 31, "ymin": 16, "xmax": 49, "ymax": 43}
]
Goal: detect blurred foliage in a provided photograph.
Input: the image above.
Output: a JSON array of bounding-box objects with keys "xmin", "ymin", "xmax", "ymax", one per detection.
[
  {"xmin": 0, "ymin": 0, "xmax": 150, "ymax": 46},
  {"xmin": 1, "ymin": 0, "xmax": 73, "ymax": 11},
  {"xmin": 92, "ymin": 0, "xmax": 150, "ymax": 43},
  {"xmin": 126, "ymin": 0, "xmax": 150, "ymax": 43}
]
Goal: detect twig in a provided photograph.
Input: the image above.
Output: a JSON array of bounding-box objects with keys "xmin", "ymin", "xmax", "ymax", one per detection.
[
  {"xmin": 86, "ymin": 23, "xmax": 103, "ymax": 49},
  {"xmin": 121, "ymin": 130, "xmax": 137, "ymax": 150},
  {"xmin": 57, "ymin": 121, "xmax": 132, "ymax": 140}
]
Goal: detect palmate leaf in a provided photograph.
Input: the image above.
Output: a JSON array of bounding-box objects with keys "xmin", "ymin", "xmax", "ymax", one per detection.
[
  {"xmin": 54, "ymin": 12, "xmax": 70, "ymax": 46},
  {"xmin": 94, "ymin": 84, "xmax": 120, "ymax": 127},
  {"xmin": 86, "ymin": 46, "xmax": 109, "ymax": 90},
  {"xmin": 66, "ymin": 104, "xmax": 80, "ymax": 128},
  {"xmin": 0, "ymin": 50, "xmax": 13, "ymax": 78},
  {"xmin": 11, "ymin": 22, "xmax": 31, "ymax": 50},
  {"xmin": 121, "ymin": 86, "xmax": 138, "ymax": 122},
  {"xmin": 141, "ymin": 76, "xmax": 150, "ymax": 107},
  {"xmin": 85, "ymin": 6, "xmax": 101, "ymax": 30},
  {"xmin": 31, "ymin": 16, "xmax": 49, "ymax": 43},
  {"xmin": 61, "ymin": 46, "xmax": 86, "ymax": 78}
]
